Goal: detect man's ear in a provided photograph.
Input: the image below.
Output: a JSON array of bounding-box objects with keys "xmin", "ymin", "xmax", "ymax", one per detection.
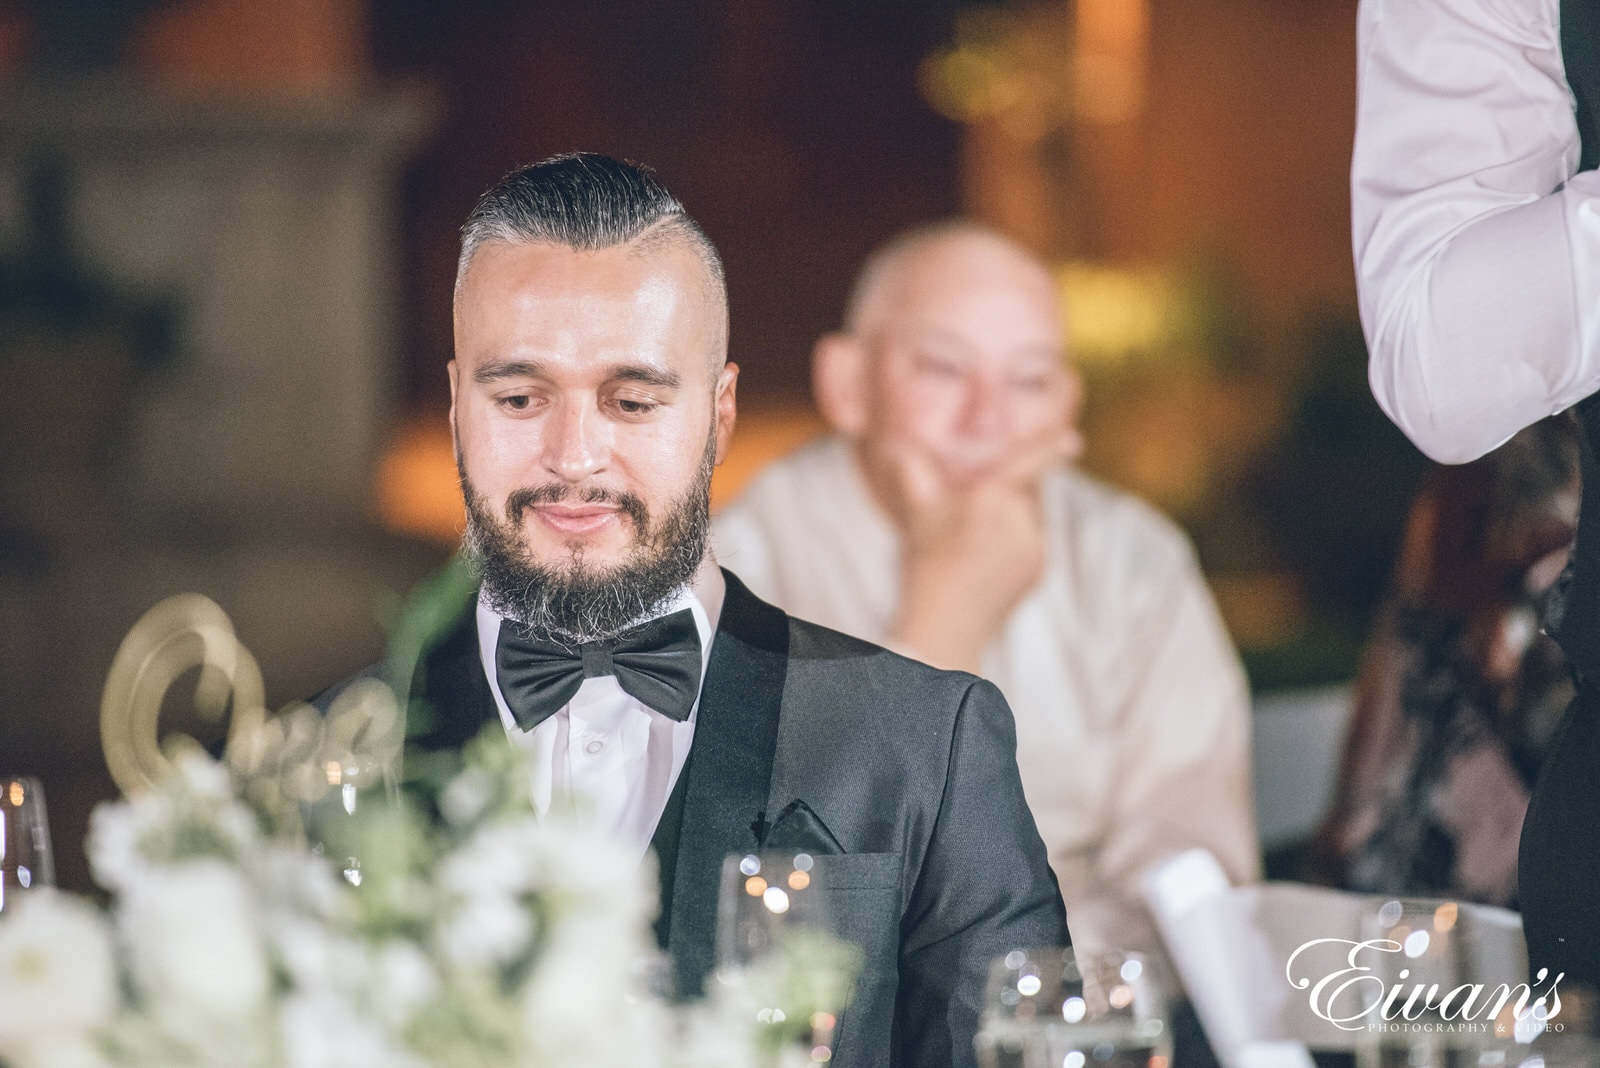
[
  {"xmin": 812, "ymin": 332, "xmax": 868, "ymax": 437},
  {"xmin": 713, "ymin": 361, "xmax": 739, "ymax": 465}
]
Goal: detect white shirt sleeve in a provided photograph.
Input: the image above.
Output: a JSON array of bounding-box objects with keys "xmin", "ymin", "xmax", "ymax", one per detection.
[{"xmin": 1352, "ymin": 0, "xmax": 1600, "ymax": 463}]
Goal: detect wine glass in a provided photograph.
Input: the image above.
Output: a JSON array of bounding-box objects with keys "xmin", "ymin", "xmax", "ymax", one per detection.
[
  {"xmin": 301, "ymin": 752, "xmax": 401, "ymax": 887},
  {"xmin": 1508, "ymin": 985, "xmax": 1600, "ymax": 1067},
  {"xmin": 1350, "ymin": 897, "xmax": 1570, "ymax": 1068},
  {"xmin": 0, "ymin": 775, "xmax": 55, "ymax": 912},
  {"xmin": 977, "ymin": 946, "xmax": 1075, "ymax": 1068},
  {"xmin": 717, "ymin": 851, "xmax": 832, "ymax": 967},
  {"xmin": 291, "ymin": 677, "xmax": 404, "ymax": 886},
  {"xmin": 976, "ymin": 947, "xmax": 1171, "ymax": 1068},
  {"xmin": 714, "ymin": 851, "xmax": 848, "ymax": 1064}
]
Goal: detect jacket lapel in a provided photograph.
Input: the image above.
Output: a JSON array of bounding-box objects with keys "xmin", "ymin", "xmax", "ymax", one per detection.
[
  {"xmin": 406, "ymin": 593, "xmax": 498, "ymax": 754},
  {"xmin": 656, "ymin": 569, "xmax": 789, "ymax": 997}
]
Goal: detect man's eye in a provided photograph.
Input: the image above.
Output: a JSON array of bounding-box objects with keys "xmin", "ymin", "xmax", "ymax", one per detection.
[
  {"xmin": 913, "ymin": 354, "xmax": 962, "ymax": 377},
  {"xmin": 498, "ymin": 394, "xmax": 533, "ymax": 412},
  {"xmin": 613, "ymin": 397, "xmax": 659, "ymax": 416}
]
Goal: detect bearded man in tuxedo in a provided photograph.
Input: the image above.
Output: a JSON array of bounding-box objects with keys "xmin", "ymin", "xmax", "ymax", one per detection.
[{"xmin": 380, "ymin": 153, "xmax": 1066, "ymax": 1068}]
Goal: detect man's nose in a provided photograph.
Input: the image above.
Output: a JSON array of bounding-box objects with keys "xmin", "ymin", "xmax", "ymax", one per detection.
[
  {"xmin": 540, "ymin": 398, "xmax": 609, "ymax": 481},
  {"xmin": 955, "ymin": 372, "xmax": 1010, "ymax": 442}
]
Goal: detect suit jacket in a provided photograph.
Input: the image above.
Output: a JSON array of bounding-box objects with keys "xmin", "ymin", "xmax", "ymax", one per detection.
[{"xmin": 387, "ymin": 569, "xmax": 1068, "ymax": 1068}]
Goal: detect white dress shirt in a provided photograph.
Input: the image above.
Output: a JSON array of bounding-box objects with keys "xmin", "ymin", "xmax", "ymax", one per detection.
[
  {"xmin": 476, "ymin": 560, "xmax": 724, "ymax": 857},
  {"xmin": 1352, "ymin": 0, "xmax": 1600, "ymax": 463},
  {"xmin": 712, "ymin": 437, "xmax": 1259, "ymax": 971}
]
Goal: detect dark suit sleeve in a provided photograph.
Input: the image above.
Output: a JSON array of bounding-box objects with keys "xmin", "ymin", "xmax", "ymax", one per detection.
[{"xmin": 893, "ymin": 677, "xmax": 1070, "ymax": 1068}]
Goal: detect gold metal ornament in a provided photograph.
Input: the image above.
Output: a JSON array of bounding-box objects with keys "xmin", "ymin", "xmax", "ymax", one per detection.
[
  {"xmin": 101, "ymin": 591, "xmax": 405, "ymax": 836},
  {"xmin": 99, "ymin": 593, "xmax": 269, "ymax": 796}
]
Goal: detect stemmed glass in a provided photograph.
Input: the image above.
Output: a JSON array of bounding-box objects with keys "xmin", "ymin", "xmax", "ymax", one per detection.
[
  {"xmin": 300, "ymin": 750, "xmax": 403, "ymax": 888},
  {"xmin": 976, "ymin": 947, "xmax": 1171, "ymax": 1068},
  {"xmin": 1510, "ymin": 986, "xmax": 1600, "ymax": 1067},
  {"xmin": 303, "ymin": 757, "xmax": 371, "ymax": 886},
  {"xmin": 714, "ymin": 851, "xmax": 846, "ymax": 1065},
  {"xmin": 291, "ymin": 688, "xmax": 405, "ymax": 887},
  {"xmin": 1355, "ymin": 899, "xmax": 1464, "ymax": 1068},
  {"xmin": 1354, "ymin": 898, "xmax": 1588, "ymax": 1068},
  {"xmin": 717, "ymin": 852, "xmax": 832, "ymax": 966},
  {"xmin": 0, "ymin": 775, "xmax": 55, "ymax": 912}
]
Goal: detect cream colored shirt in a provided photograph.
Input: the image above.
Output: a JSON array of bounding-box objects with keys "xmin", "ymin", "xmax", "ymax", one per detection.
[{"xmin": 712, "ymin": 436, "xmax": 1259, "ymax": 965}]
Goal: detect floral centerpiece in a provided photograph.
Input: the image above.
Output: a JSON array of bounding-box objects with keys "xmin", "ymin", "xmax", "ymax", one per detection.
[{"xmin": 0, "ymin": 596, "xmax": 858, "ymax": 1068}]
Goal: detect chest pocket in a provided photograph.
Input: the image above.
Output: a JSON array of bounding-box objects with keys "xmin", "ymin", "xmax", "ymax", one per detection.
[{"xmin": 806, "ymin": 852, "xmax": 903, "ymax": 1068}]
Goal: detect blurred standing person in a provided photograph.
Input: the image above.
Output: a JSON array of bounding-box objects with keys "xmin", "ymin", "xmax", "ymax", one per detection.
[
  {"xmin": 1351, "ymin": 0, "xmax": 1600, "ymax": 982},
  {"xmin": 713, "ymin": 222, "xmax": 1259, "ymax": 976},
  {"xmin": 1313, "ymin": 419, "xmax": 1579, "ymax": 907}
]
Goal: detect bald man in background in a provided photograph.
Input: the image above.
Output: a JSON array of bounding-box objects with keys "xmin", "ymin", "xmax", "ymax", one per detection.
[{"xmin": 714, "ymin": 222, "xmax": 1259, "ymax": 976}]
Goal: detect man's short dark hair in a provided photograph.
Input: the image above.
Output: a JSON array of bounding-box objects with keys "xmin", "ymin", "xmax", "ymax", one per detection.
[{"xmin": 456, "ymin": 153, "xmax": 725, "ymax": 299}]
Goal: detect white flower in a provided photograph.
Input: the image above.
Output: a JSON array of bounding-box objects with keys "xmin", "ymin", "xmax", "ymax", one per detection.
[
  {"xmin": 438, "ymin": 767, "xmax": 496, "ymax": 827},
  {"xmin": 0, "ymin": 1033, "xmax": 114, "ymax": 1068},
  {"xmin": 280, "ymin": 992, "xmax": 427, "ymax": 1068},
  {"xmin": 120, "ymin": 858, "xmax": 270, "ymax": 1020},
  {"xmin": 256, "ymin": 843, "xmax": 344, "ymax": 920},
  {"xmin": 369, "ymin": 940, "xmax": 439, "ymax": 1028},
  {"xmin": 213, "ymin": 800, "xmax": 264, "ymax": 856},
  {"xmin": 271, "ymin": 915, "xmax": 368, "ymax": 997},
  {"xmin": 0, "ymin": 892, "xmax": 118, "ymax": 1053},
  {"xmin": 172, "ymin": 749, "xmax": 234, "ymax": 801},
  {"xmin": 47, "ymin": 727, "xmax": 817, "ymax": 1068},
  {"xmin": 525, "ymin": 821, "xmax": 655, "ymax": 924},
  {"xmin": 520, "ymin": 941, "xmax": 667, "ymax": 1068},
  {"xmin": 85, "ymin": 802, "xmax": 145, "ymax": 893},
  {"xmin": 440, "ymin": 822, "xmax": 537, "ymax": 900},
  {"xmin": 541, "ymin": 914, "xmax": 649, "ymax": 981},
  {"xmin": 436, "ymin": 887, "xmax": 533, "ymax": 971},
  {"xmin": 669, "ymin": 1003, "xmax": 762, "ymax": 1068}
]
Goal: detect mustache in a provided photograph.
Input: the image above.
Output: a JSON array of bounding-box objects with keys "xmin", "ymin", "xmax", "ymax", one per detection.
[{"xmin": 505, "ymin": 483, "xmax": 650, "ymax": 530}]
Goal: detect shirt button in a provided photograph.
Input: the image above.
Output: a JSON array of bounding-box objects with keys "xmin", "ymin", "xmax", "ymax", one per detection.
[{"xmin": 584, "ymin": 739, "xmax": 605, "ymax": 755}]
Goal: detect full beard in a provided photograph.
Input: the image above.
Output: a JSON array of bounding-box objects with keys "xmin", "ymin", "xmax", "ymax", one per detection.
[{"xmin": 459, "ymin": 432, "xmax": 714, "ymax": 646}]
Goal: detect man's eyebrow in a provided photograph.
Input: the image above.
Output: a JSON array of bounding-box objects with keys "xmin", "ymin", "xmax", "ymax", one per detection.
[
  {"xmin": 914, "ymin": 327, "xmax": 1064, "ymax": 365},
  {"xmin": 470, "ymin": 359, "xmax": 683, "ymax": 390},
  {"xmin": 1013, "ymin": 344, "xmax": 1067, "ymax": 365},
  {"xmin": 608, "ymin": 365, "xmax": 682, "ymax": 389},
  {"xmin": 472, "ymin": 359, "xmax": 547, "ymax": 384},
  {"xmin": 909, "ymin": 326, "xmax": 977, "ymax": 354}
]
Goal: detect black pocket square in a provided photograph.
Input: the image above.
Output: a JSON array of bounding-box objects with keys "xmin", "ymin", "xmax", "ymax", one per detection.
[{"xmin": 757, "ymin": 798, "xmax": 845, "ymax": 854}]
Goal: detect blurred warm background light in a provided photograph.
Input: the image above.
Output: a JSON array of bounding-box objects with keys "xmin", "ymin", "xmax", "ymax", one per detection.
[
  {"xmin": 1073, "ymin": 0, "xmax": 1149, "ymax": 124},
  {"xmin": 1058, "ymin": 263, "xmax": 1178, "ymax": 364},
  {"xmin": 135, "ymin": 0, "xmax": 369, "ymax": 93}
]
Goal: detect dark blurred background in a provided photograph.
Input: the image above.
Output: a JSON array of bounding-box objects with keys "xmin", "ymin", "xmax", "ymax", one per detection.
[{"xmin": 0, "ymin": 0, "xmax": 1424, "ymax": 890}]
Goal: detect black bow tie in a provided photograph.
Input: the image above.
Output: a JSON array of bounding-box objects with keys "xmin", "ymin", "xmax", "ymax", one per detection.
[{"xmin": 495, "ymin": 609, "xmax": 703, "ymax": 731}]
